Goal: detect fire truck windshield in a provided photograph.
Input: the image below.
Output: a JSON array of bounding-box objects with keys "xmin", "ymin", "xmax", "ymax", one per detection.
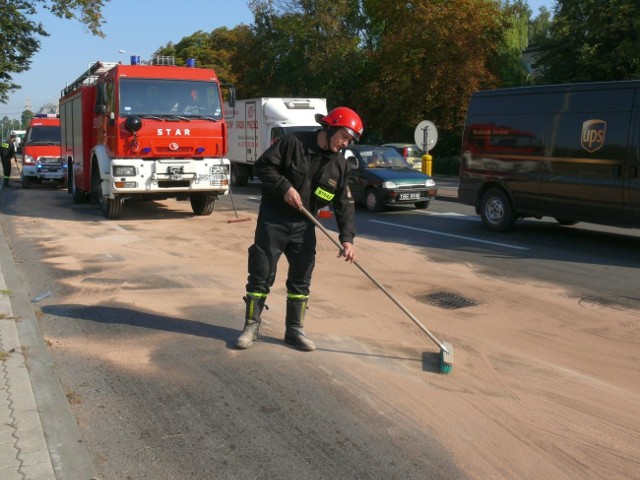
[
  {"xmin": 119, "ymin": 78, "xmax": 223, "ymax": 119},
  {"xmin": 26, "ymin": 125, "xmax": 61, "ymax": 145}
]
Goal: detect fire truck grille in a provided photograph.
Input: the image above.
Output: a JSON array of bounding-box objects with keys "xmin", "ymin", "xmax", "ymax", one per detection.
[
  {"xmin": 39, "ymin": 156, "xmax": 63, "ymax": 164},
  {"xmin": 158, "ymin": 180, "xmax": 190, "ymax": 188},
  {"xmin": 157, "ymin": 147, "xmax": 193, "ymax": 154}
]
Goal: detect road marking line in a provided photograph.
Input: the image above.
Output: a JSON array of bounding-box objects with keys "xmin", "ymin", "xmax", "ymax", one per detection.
[
  {"xmin": 369, "ymin": 219, "xmax": 529, "ymax": 251},
  {"xmin": 416, "ymin": 211, "xmax": 472, "ymax": 219}
]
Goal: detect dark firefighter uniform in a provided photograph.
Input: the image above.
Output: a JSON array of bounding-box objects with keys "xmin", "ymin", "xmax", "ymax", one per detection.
[
  {"xmin": 1, "ymin": 135, "xmax": 17, "ymax": 186},
  {"xmin": 247, "ymin": 129, "xmax": 355, "ymax": 295},
  {"xmin": 243, "ymin": 129, "xmax": 356, "ymax": 349}
]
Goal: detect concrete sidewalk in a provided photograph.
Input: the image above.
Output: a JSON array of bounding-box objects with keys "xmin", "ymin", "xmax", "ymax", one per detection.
[{"xmin": 0, "ymin": 181, "xmax": 97, "ymax": 479}]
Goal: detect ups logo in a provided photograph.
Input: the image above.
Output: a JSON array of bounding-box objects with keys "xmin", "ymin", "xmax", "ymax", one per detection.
[{"xmin": 581, "ymin": 119, "xmax": 606, "ymax": 153}]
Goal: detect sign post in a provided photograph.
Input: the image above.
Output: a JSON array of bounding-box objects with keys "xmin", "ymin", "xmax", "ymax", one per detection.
[{"xmin": 414, "ymin": 120, "xmax": 438, "ymax": 175}]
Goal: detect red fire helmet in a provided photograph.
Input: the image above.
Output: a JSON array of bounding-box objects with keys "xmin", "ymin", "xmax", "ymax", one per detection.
[{"xmin": 317, "ymin": 107, "xmax": 364, "ymax": 141}]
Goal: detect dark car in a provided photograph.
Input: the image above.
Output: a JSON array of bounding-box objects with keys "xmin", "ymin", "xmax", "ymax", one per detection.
[{"xmin": 343, "ymin": 145, "xmax": 437, "ymax": 212}]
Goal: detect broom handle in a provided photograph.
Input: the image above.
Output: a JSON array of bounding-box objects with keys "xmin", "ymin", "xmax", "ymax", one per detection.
[{"xmin": 300, "ymin": 206, "xmax": 448, "ymax": 353}]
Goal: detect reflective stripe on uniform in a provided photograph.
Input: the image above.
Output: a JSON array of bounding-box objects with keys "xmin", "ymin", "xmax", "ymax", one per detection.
[
  {"xmin": 314, "ymin": 186, "xmax": 335, "ymax": 202},
  {"xmin": 287, "ymin": 293, "xmax": 309, "ymax": 300}
]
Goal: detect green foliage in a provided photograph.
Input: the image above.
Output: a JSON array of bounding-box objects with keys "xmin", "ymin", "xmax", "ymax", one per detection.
[
  {"xmin": 529, "ymin": 6, "xmax": 552, "ymax": 45},
  {"xmin": 537, "ymin": 0, "xmax": 640, "ymax": 83},
  {"xmin": 491, "ymin": 0, "xmax": 533, "ymax": 88},
  {"xmin": 1, "ymin": 117, "xmax": 21, "ymax": 139},
  {"xmin": 21, "ymin": 109, "xmax": 34, "ymax": 129},
  {"xmin": 0, "ymin": 0, "xmax": 108, "ymax": 103}
]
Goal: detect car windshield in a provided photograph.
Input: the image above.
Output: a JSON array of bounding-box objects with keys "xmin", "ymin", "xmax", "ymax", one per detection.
[
  {"xmin": 118, "ymin": 78, "xmax": 223, "ymax": 119},
  {"xmin": 361, "ymin": 149, "xmax": 411, "ymax": 169},
  {"xmin": 26, "ymin": 126, "xmax": 60, "ymax": 145}
]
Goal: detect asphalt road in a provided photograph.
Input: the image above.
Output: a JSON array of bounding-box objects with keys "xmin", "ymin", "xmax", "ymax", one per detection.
[
  {"xmin": 0, "ymin": 183, "xmax": 463, "ymax": 479},
  {"xmin": 235, "ymin": 180, "xmax": 640, "ymax": 311},
  {"xmin": 1, "ymin": 179, "xmax": 639, "ymax": 479}
]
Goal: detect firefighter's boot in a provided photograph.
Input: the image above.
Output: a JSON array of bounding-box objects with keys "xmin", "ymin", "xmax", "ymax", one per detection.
[
  {"xmin": 236, "ymin": 293, "xmax": 267, "ymax": 349},
  {"xmin": 284, "ymin": 295, "xmax": 316, "ymax": 352}
]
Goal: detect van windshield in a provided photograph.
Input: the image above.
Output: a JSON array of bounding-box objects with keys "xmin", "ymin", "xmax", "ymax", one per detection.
[
  {"xmin": 26, "ymin": 126, "xmax": 61, "ymax": 145},
  {"xmin": 119, "ymin": 78, "xmax": 223, "ymax": 119}
]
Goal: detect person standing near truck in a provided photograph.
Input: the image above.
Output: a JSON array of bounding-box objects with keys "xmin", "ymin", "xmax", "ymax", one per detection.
[
  {"xmin": 1, "ymin": 134, "xmax": 18, "ymax": 187},
  {"xmin": 236, "ymin": 107, "xmax": 364, "ymax": 351}
]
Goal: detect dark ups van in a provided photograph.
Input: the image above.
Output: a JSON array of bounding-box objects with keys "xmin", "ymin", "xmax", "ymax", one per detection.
[{"xmin": 458, "ymin": 81, "xmax": 640, "ymax": 231}]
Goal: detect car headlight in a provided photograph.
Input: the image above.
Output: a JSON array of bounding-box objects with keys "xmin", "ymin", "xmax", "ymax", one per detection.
[
  {"xmin": 113, "ymin": 166, "xmax": 136, "ymax": 176},
  {"xmin": 426, "ymin": 178, "xmax": 436, "ymax": 187},
  {"xmin": 23, "ymin": 155, "xmax": 35, "ymax": 165},
  {"xmin": 382, "ymin": 180, "xmax": 397, "ymax": 189}
]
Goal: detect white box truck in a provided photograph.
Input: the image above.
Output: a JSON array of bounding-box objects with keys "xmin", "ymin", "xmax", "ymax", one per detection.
[{"xmin": 224, "ymin": 97, "xmax": 327, "ymax": 186}]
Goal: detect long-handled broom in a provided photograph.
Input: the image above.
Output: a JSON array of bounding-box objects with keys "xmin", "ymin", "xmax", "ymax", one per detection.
[
  {"xmin": 300, "ymin": 206, "xmax": 454, "ymax": 374},
  {"xmin": 227, "ymin": 187, "xmax": 251, "ymax": 224}
]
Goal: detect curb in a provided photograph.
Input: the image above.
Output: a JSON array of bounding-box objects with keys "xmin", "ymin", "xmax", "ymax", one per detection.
[{"xmin": 0, "ymin": 213, "xmax": 98, "ymax": 479}]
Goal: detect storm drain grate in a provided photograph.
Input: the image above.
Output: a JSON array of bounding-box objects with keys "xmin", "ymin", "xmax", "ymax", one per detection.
[{"xmin": 418, "ymin": 291, "xmax": 480, "ymax": 310}]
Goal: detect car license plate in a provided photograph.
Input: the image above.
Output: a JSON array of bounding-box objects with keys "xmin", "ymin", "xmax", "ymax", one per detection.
[{"xmin": 399, "ymin": 193, "xmax": 420, "ymax": 201}]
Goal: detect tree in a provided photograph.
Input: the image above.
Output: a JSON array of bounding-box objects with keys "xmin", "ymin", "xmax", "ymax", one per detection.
[
  {"xmin": 529, "ymin": 6, "xmax": 552, "ymax": 45},
  {"xmin": 491, "ymin": 0, "xmax": 533, "ymax": 88},
  {"xmin": 20, "ymin": 110, "xmax": 33, "ymax": 130},
  {"xmin": 0, "ymin": 0, "xmax": 108, "ymax": 103},
  {"xmin": 244, "ymin": 0, "xmax": 362, "ymax": 103},
  {"xmin": 356, "ymin": 0, "xmax": 507, "ymax": 143},
  {"xmin": 537, "ymin": 0, "xmax": 640, "ymax": 83},
  {"xmin": 154, "ymin": 25, "xmax": 255, "ymax": 96}
]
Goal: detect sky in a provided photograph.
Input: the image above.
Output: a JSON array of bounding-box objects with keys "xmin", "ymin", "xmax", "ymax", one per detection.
[{"xmin": 0, "ymin": 0, "xmax": 554, "ymax": 120}]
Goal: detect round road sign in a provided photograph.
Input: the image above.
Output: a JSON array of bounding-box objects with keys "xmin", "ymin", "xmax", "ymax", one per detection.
[{"xmin": 414, "ymin": 120, "xmax": 438, "ymax": 152}]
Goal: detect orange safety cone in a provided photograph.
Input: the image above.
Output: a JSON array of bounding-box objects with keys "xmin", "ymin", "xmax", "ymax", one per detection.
[{"xmin": 318, "ymin": 206, "xmax": 333, "ymax": 218}]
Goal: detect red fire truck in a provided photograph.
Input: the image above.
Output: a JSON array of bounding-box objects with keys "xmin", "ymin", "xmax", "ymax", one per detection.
[
  {"xmin": 59, "ymin": 56, "xmax": 235, "ymax": 219},
  {"xmin": 21, "ymin": 114, "xmax": 66, "ymax": 189}
]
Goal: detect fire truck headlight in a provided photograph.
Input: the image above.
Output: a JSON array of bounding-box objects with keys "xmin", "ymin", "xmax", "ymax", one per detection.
[
  {"xmin": 113, "ymin": 166, "xmax": 136, "ymax": 176},
  {"xmin": 211, "ymin": 164, "xmax": 229, "ymax": 175}
]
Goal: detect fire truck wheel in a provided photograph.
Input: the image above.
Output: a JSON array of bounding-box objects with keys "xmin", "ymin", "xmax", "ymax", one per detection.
[
  {"xmin": 100, "ymin": 193, "xmax": 123, "ymax": 219},
  {"xmin": 69, "ymin": 167, "xmax": 88, "ymax": 203},
  {"xmin": 190, "ymin": 192, "xmax": 216, "ymax": 216}
]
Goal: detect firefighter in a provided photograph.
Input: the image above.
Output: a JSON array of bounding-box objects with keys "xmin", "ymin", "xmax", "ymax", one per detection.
[
  {"xmin": 1, "ymin": 134, "xmax": 18, "ymax": 187},
  {"xmin": 237, "ymin": 107, "xmax": 364, "ymax": 351}
]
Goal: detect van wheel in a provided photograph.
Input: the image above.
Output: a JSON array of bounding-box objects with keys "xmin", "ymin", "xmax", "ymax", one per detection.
[
  {"xmin": 414, "ymin": 201, "xmax": 430, "ymax": 209},
  {"xmin": 480, "ymin": 188, "xmax": 515, "ymax": 231},
  {"xmin": 555, "ymin": 218, "xmax": 578, "ymax": 226},
  {"xmin": 365, "ymin": 188, "xmax": 383, "ymax": 213},
  {"xmin": 21, "ymin": 174, "xmax": 30, "ymax": 189},
  {"xmin": 190, "ymin": 192, "xmax": 216, "ymax": 215}
]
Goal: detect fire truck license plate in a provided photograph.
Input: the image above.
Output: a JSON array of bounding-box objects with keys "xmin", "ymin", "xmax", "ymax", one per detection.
[{"xmin": 198, "ymin": 174, "xmax": 225, "ymax": 182}]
